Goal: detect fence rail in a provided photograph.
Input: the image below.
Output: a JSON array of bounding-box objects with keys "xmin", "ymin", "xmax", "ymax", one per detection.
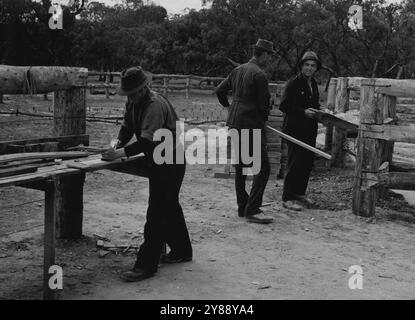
[
  {"xmin": 86, "ymin": 71, "xmax": 285, "ymax": 98},
  {"xmin": 348, "ymin": 77, "xmax": 415, "ymax": 217}
]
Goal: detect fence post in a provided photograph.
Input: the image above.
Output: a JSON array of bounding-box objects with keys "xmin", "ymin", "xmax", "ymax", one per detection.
[
  {"xmin": 163, "ymin": 77, "xmax": 169, "ymax": 97},
  {"xmin": 0, "ymin": 93, "xmax": 3, "ymax": 104},
  {"xmin": 331, "ymin": 77, "xmax": 349, "ymax": 167},
  {"xmin": 105, "ymin": 72, "xmax": 110, "ymax": 99},
  {"xmin": 352, "ymin": 78, "xmax": 384, "ymax": 217},
  {"xmin": 186, "ymin": 77, "xmax": 190, "ymax": 99},
  {"xmin": 53, "ymin": 85, "xmax": 87, "ymax": 239},
  {"xmin": 324, "ymin": 78, "xmax": 337, "ymax": 151}
]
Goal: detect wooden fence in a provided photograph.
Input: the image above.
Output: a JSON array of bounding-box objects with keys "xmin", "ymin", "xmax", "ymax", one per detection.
[
  {"xmin": 0, "ymin": 64, "xmax": 92, "ymax": 299},
  {"xmin": 86, "ymin": 71, "xmax": 285, "ymax": 98},
  {"xmin": 347, "ymin": 78, "xmax": 415, "ymax": 217},
  {"xmin": 0, "ymin": 65, "xmax": 88, "ymax": 238},
  {"xmin": 324, "ymin": 77, "xmax": 415, "ymax": 168}
]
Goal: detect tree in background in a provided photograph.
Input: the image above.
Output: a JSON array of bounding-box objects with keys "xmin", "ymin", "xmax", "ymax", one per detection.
[{"xmin": 0, "ymin": 0, "xmax": 414, "ymax": 80}]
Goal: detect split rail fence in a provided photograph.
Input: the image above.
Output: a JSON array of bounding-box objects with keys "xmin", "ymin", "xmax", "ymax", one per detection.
[{"xmin": 323, "ymin": 77, "xmax": 415, "ymax": 217}]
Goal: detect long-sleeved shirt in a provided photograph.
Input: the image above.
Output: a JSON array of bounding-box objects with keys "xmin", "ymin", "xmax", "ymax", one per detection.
[
  {"xmin": 215, "ymin": 57, "xmax": 271, "ymax": 129},
  {"xmin": 279, "ymin": 74, "xmax": 320, "ymax": 139},
  {"xmin": 117, "ymin": 90, "xmax": 179, "ymax": 157}
]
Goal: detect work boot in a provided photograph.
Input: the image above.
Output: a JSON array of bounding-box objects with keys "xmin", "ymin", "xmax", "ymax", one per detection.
[
  {"xmin": 282, "ymin": 200, "xmax": 303, "ymax": 211},
  {"xmin": 120, "ymin": 267, "xmax": 155, "ymax": 282},
  {"xmin": 245, "ymin": 210, "xmax": 274, "ymax": 224},
  {"xmin": 160, "ymin": 252, "xmax": 192, "ymax": 264},
  {"xmin": 296, "ymin": 195, "xmax": 315, "ymax": 208}
]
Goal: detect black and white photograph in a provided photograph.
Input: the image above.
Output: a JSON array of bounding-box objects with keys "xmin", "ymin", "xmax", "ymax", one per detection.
[{"xmin": 0, "ymin": 0, "xmax": 414, "ymax": 303}]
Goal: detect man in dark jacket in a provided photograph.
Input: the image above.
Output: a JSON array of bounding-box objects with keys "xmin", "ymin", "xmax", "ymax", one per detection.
[
  {"xmin": 279, "ymin": 51, "xmax": 321, "ymax": 211},
  {"xmin": 215, "ymin": 39, "xmax": 274, "ymax": 224},
  {"xmin": 102, "ymin": 66, "xmax": 192, "ymax": 282}
]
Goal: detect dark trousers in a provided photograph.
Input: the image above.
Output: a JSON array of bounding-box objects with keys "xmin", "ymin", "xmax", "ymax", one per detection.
[
  {"xmin": 282, "ymin": 137, "xmax": 316, "ymax": 202},
  {"xmin": 234, "ymin": 129, "xmax": 270, "ymax": 217},
  {"xmin": 135, "ymin": 161, "xmax": 192, "ymax": 272}
]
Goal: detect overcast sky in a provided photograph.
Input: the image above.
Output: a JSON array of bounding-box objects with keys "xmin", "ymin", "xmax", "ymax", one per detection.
[
  {"xmin": 56, "ymin": 0, "xmax": 404, "ymax": 15},
  {"xmin": 98, "ymin": 0, "xmax": 208, "ymax": 14},
  {"xmin": 151, "ymin": 0, "xmax": 207, "ymax": 14}
]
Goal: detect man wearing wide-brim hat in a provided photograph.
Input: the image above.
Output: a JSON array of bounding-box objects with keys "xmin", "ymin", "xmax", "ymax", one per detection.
[
  {"xmin": 279, "ymin": 51, "xmax": 322, "ymax": 211},
  {"xmin": 102, "ymin": 66, "xmax": 193, "ymax": 282},
  {"xmin": 215, "ymin": 38, "xmax": 275, "ymax": 224}
]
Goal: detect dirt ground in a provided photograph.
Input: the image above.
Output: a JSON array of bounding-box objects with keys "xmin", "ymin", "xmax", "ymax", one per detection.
[{"xmin": 0, "ymin": 93, "xmax": 414, "ymax": 300}]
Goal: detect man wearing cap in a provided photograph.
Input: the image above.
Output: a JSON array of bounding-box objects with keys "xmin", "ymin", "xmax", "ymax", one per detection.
[
  {"xmin": 279, "ymin": 51, "xmax": 322, "ymax": 211},
  {"xmin": 215, "ymin": 39, "xmax": 274, "ymax": 224},
  {"xmin": 102, "ymin": 66, "xmax": 192, "ymax": 282}
]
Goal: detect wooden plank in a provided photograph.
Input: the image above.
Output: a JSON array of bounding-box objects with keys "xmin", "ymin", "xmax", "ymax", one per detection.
[
  {"xmin": 269, "ymin": 158, "xmax": 281, "ymax": 164},
  {"xmin": 325, "ymin": 78, "xmax": 338, "ymax": 151},
  {"xmin": 64, "ymin": 154, "xmax": 145, "ymax": 171},
  {"xmin": 379, "ymin": 94, "xmax": 397, "ymax": 198},
  {"xmin": 348, "ymin": 77, "xmax": 415, "ymax": 98},
  {"xmin": 360, "ymin": 124, "xmax": 415, "ymax": 143},
  {"xmin": 6, "ymin": 144, "xmax": 25, "ymax": 153},
  {"xmin": 390, "ymin": 159, "xmax": 415, "ymax": 172},
  {"xmin": 0, "ymin": 151, "xmax": 89, "ymax": 165},
  {"xmin": 314, "ymin": 111, "xmax": 358, "ymax": 131},
  {"xmin": 0, "ymin": 65, "xmax": 88, "ymax": 94},
  {"xmin": 0, "ymin": 165, "xmax": 79, "ymax": 188},
  {"xmin": 267, "ymin": 151, "xmax": 282, "ymax": 158},
  {"xmin": 0, "ymin": 135, "xmax": 89, "ymax": 154},
  {"xmin": 267, "ymin": 119, "xmax": 284, "ymax": 125},
  {"xmin": 267, "ymin": 144, "xmax": 282, "ymax": 151},
  {"xmin": 6, "ymin": 142, "xmax": 59, "ymax": 153},
  {"xmin": 398, "ymin": 97, "xmax": 415, "ymax": 104},
  {"xmin": 11, "ymin": 162, "xmax": 64, "ymax": 190},
  {"xmin": 397, "ymin": 104, "xmax": 415, "ymax": 115},
  {"xmin": 266, "ymin": 126, "xmax": 331, "ymax": 160},
  {"xmin": 65, "ymin": 145, "xmax": 110, "ymax": 153},
  {"xmin": 347, "ymin": 77, "xmax": 366, "ymax": 91},
  {"xmin": 375, "ymin": 80, "xmax": 415, "ymax": 98},
  {"xmin": 331, "ymin": 77, "xmax": 349, "ymax": 167},
  {"xmin": 0, "ymin": 159, "xmax": 45, "ymax": 169},
  {"xmin": 269, "ymin": 109, "xmax": 284, "ymax": 117},
  {"xmin": 0, "ymin": 165, "xmax": 38, "ymax": 178},
  {"xmin": 381, "ymin": 95, "xmax": 397, "ymax": 164},
  {"xmin": 363, "ymin": 172, "xmax": 415, "ymax": 190}
]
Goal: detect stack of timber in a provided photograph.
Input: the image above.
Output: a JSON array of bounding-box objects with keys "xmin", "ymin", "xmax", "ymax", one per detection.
[
  {"xmin": 397, "ymin": 97, "xmax": 415, "ymax": 124},
  {"xmin": 213, "ymin": 136, "xmax": 249, "ymax": 179},
  {"xmin": 266, "ymin": 108, "xmax": 285, "ymax": 179},
  {"xmin": 0, "ymin": 135, "xmax": 89, "ymax": 155},
  {"xmin": 0, "ymin": 151, "xmax": 89, "ymax": 179},
  {"xmin": 214, "ymin": 108, "xmax": 285, "ymax": 180}
]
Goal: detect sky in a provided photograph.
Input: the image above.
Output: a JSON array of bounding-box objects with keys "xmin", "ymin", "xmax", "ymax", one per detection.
[
  {"xmin": 47, "ymin": 0, "xmax": 404, "ymax": 15},
  {"xmin": 151, "ymin": 0, "xmax": 207, "ymax": 14},
  {"xmin": 99, "ymin": 0, "xmax": 208, "ymax": 15}
]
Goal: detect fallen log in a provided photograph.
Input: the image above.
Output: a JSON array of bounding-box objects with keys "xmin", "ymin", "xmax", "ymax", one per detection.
[{"xmin": 0, "ymin": 65, "xmax": 88, "ymax": 94}]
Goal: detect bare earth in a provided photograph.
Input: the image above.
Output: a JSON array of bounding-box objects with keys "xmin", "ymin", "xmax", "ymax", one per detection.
[{"xmin": 0, "ymin": 94, "xmax": 414, "ymax": 300}]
